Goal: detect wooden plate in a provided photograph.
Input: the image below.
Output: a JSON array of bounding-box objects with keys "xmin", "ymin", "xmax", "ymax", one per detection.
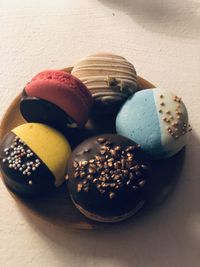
[{"xmin": 0, "ymin": 68, "xmax": 184, "ymax": 230}]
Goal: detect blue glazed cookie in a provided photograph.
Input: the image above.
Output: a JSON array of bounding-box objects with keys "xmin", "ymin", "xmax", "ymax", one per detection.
[{"xmin": 116, "ymin": 88, "xmax": 191, "ymax": 159}]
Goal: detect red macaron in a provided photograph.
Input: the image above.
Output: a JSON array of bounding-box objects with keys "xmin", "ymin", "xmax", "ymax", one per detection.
[{"xmin": 20, "ymin": 70, "xmax": 93, "ymax": 128}]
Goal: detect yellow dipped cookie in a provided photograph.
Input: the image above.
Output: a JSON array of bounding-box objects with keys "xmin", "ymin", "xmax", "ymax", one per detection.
[{"xmin": 0, "ymin": 123, "xmax": 71, "ymax": 195}]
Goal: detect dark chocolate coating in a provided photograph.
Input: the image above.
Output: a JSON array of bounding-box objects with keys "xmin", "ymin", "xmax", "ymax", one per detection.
[
  {"xmin": 0, "ymin": 132, "xmax": 55, "ymax": 196},
  {"xmin": 67, "ymin": 134, "xmax": 151, "ymax": 219},
  {"xmin": 93, "ymin": 94, "xmax": 127, "ymax": 115},
  {"xmin": 20, "ymin": 90, "xmax": 77, "ymax": 129}
]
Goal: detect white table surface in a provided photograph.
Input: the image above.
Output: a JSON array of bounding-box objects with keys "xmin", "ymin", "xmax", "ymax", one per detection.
[{"xmin": 0, "ymin": 1, "xmax": 200, "ymax": 266}]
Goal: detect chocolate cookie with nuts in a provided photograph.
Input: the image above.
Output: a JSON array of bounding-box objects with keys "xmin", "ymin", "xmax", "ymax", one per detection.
[{"xmin": 67, "ymin": 134, "xmax": 150, "ymax": 223}]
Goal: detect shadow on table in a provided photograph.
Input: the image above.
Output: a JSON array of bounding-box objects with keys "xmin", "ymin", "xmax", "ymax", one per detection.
[{"xmin": 98, "ymin": 0, "xmax": 200, "ymax": 39}]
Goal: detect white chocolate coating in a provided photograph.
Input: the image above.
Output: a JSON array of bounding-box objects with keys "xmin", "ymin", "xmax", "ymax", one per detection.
[{"xmin": 154, "ymin": 88, "xmax": 189, "ymax": 157}]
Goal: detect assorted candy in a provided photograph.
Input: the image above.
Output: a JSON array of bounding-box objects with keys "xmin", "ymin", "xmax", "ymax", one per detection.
[{"xmin": 0, "ymin": 52, "xmax": 191, "ymax": 223}]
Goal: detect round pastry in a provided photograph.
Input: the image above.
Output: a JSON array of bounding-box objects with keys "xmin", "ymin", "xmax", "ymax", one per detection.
[
  {"xmin": 71, "ymin": 52, "xmax": 137, "ymax": 114},
  {"xmin": 20, "ymin": 70, "xmax": 93, "ymax": 128},
  {"xmin": 67, "ymin": 134, "xmax": 150, "ymax": 223},
  {"xmin": 116, "ymin": 88, "xmax": 191, "ymax": 159},
  {"xmin": 0, "ymin": 123, "xmax": 71, "ymax": 195}
]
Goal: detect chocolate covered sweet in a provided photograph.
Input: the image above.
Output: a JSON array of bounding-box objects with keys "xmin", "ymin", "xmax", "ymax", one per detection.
[
  {"xmin": 67, "ymin": 134, "xmax": 150, "ymax": 223},
  {"xmin": 72, "ymin": 52, "xmax": 137, "ymax": 114},
  {"xmin": 0, "ymin": 123, "xmax": 71, "ymax": 195},
  {"xmin": 116, "ymin": 88, "xmax": 191, "ymax": 159},
  {"xmin": 20, "ymin": 70, "xmax": 93, "ymax": 128}
]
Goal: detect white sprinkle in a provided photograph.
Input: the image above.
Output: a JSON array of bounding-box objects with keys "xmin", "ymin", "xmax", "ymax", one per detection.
[
  {"xmin": 27, "ymin": 172, "xmax": 31, "ymax": 176},
  {"xmin": 2, "ymin": 158, "xmax": 6, "ymax": 163},
  {"xmin": 28, "ymin": 180, "xmax": 32, "ymax": 185}
]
